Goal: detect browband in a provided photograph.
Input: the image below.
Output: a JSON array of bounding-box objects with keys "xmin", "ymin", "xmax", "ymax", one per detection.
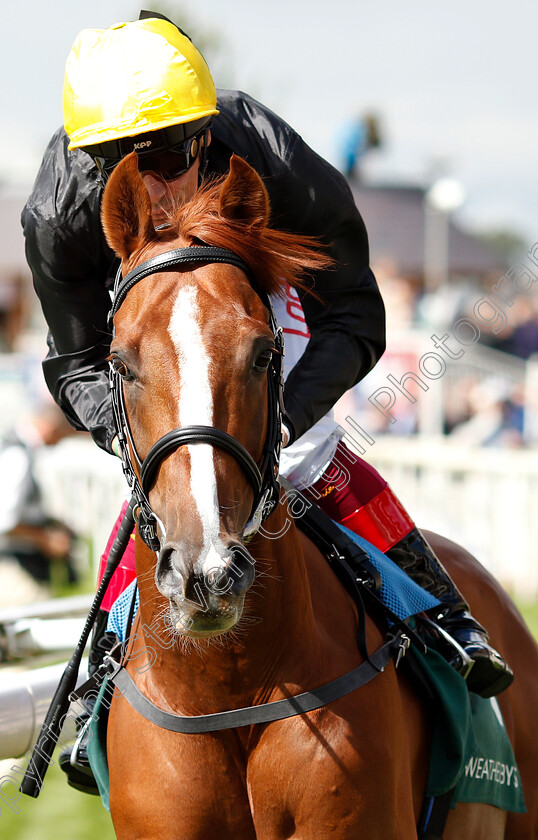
[{"xmin": 109, "ymin": 246, "xmax": 252, "ymax": 325}]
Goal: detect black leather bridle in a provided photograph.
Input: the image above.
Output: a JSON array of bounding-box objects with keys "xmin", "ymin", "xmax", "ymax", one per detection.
[{"xmin": 109, "ymin": 245, "xmax": 285, "ymax": 550}]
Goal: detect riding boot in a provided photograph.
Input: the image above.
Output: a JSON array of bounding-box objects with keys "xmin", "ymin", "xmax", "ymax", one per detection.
[
  {"xmin": 386, "ymin": 527, "xmax": 514, "ymax": 698},
  {"xmin": 59, "ymin": 608, "xmax": 117, "ymax": 794}
]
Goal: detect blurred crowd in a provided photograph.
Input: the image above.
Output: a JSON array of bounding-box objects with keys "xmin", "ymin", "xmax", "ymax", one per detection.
[{"xmin": 340, "ymin": 267, "xmax": 538, "ymax": 449}]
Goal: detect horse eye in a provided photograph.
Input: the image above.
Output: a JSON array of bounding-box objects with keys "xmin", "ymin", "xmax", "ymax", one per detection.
[
  {"xmin": 112, "ymin": 356, "xmax": 135, "ymax": 382},
  {"xmin": 253, "ymin": 349, "xmax": 274, "ymax": 373}
]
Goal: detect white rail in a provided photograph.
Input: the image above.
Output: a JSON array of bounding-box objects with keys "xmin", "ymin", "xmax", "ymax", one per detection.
[
  {"xmin": 0, "ymin": 660, "xmax": 88, "ymax": 760},
  {"xmin": 367, "ymin": 436, "xmax": 538, "ymax": 600},
  {"xmin": 0, "ymin": 595, "xmax": 92, "ymax": 660}
]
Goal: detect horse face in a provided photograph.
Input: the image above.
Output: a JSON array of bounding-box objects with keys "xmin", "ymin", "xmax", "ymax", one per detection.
[{"xmin": 111, "ymin": 261, "xmax": 274, "ymax": 636}]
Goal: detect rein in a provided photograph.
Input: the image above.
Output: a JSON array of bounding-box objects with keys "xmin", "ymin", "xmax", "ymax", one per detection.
[{"xmin": 109, "ymin": 245, "xmax": 284, "ymax": 550}]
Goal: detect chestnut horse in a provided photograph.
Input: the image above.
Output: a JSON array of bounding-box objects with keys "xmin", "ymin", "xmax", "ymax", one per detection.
[{"xmin": 101, "ymin": 153, "xmax": 538, "ymax": 839}]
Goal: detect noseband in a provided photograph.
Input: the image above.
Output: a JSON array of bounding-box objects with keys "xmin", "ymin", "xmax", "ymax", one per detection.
[{"xmin": 109, "ymin": 246, "xmax": 284, "ymax": 550}]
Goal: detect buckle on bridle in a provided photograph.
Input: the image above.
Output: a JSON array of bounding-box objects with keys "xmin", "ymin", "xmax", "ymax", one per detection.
[{"xmin": 133, "ymin": 504, "xmax": 161, "ymax": 552}]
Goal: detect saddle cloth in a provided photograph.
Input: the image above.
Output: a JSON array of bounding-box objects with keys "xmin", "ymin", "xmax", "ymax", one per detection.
[{"xmin": 411, "ymin": 644, "xmax": 526, "ymax": 813}]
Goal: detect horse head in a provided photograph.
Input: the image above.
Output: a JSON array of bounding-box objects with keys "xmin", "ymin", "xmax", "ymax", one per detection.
[{"xmin": 101, "ymin": 152, "xmax": 328, "ymax": 638}]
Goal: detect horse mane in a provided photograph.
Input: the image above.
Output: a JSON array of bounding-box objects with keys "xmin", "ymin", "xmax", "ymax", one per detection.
[{"xmin": 162, "ymin": 175, "xmax": 333, "ymax": 298}]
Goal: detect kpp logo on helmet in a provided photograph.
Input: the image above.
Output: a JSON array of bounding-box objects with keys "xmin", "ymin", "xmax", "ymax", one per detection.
[{"xmin": 133, "ymin": 141, "xmax": 152, "ymax": 151}]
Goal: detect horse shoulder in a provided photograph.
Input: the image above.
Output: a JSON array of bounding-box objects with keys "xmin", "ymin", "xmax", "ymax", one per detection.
[{"xmin": 107, "ymin": 626, "xmax": 256, "ymax": 839}]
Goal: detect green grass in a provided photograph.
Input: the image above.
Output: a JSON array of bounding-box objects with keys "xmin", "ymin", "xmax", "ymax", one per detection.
[
  {"xmin": 0, "ymin": 554, "xmax": 116, "ymax": 839},
  {"xmin": 2, "ymin": 601, "xmax": 537, "ymax": 840},
  {"xmin": 0, "ymin": 752, "xmax": 116, "ymax": 839},
  {"xmin": 517, "ymin": 598, "xmax": 538, "ymax": 640}
]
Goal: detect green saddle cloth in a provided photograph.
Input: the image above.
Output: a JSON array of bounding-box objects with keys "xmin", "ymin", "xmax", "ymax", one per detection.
[
  {"xmin": 87, "ymin": 650, "xmax": 526, "ymax": 814},
  {"xmin": 86, "ymin": 677, "xmax": 112, "ymax": 811},
  {"xmin": 410, "ymin": 646, "xmax": 526, "ymax": 812}
]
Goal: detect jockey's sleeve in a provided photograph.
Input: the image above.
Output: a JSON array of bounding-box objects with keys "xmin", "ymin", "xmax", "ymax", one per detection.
[
  {"xmin": 41, "ymin": 332, "xmax": 114, "ymax": 453},
  {"xmin": 21, "ymin": 130, "xmax": 117, "ymax": 453},
  {"xmin": 267, "ymin": 131, "xmax": 386, "ymax": 443}
]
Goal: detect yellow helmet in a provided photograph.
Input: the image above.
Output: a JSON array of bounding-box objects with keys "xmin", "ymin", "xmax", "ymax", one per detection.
[{"xmin": 63, "ymin": 17, "xmax": 218, "ymax": 151}]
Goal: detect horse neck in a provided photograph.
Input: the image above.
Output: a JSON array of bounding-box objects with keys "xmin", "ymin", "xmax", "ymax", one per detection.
[{"xmin": 134, "ymin": 505, "xmax": 322, "ymax": 707}]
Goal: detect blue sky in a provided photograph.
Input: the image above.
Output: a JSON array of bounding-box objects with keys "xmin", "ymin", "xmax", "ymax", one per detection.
[{"xmin": 2, "ymin": 0, "xmax": 537, "ymax": 242}]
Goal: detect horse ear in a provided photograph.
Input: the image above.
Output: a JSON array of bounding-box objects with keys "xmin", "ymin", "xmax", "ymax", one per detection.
[
  {"xmin": 218, "ymin": 155, "xmax": 270, "ymax": 229},
  {"xmin": 101, "ymin": 152, "xmax": 156, "ymax": 259}
]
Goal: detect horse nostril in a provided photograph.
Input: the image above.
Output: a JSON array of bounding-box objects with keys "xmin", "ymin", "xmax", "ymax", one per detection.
[
  {"xmin": 227, "ymin": 544, "xmax": 255, "ymax": 596},
  {"xmin": 230, "ymin": 544, "xmax": 252, "ymax": 567},
  {"xmin": 158, "ymin": 544, "xmax": 175, "ymax": 575},
  {"xmin": 200, "ymin": 544, "xmax": 254, "ymax": 597},
  {"xmin": 156, "ymin": 544, "xmax": 185, "ymax": 596},
  {"xmin": 158, "ymin": 541, "xmax": 255, "ymax": 600}
]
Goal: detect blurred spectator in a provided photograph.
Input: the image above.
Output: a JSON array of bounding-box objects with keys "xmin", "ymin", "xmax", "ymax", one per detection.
[
  {"xmin": 0, "ymin": 403, "xmax": 79, "ymax": 607},
  {"xmin": 505, "ymin": 298, "xmax": 538, "ymax": 360},
  {"xmin": 475, "ymin": 297, "xmax": 538, "ymax": 360},
  {"xmin": 339, "ymin": 111, "xmax": 382, "ymax": 181},
  {"xmin": 448, "ymin": 378, "xmax": 524, "ymax": 448},
  {"xmin": 442, "ymin": 376, "xmax": 476, "ymax": 435},
  {"xmin": 0, "ymin": 273, "xmax": 29, "ymax": 352}
]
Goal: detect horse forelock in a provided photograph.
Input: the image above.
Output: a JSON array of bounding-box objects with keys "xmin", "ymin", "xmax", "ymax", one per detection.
[{"xmin": 155, "ymin": 175, "xmax": 332, "ymax": 300}]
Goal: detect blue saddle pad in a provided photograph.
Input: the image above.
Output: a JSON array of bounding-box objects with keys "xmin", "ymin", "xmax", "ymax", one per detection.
[
  {"xmin": 107, "ymin": 580, "xmax": 139, "ymax": 639},
  {"xmin": 334, "ymin": 523, "xmax": 440, "ymax": 619}
]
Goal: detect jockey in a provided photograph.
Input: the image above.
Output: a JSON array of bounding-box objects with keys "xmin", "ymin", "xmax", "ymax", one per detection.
[{"xmin": 21, "ymin": 12, "xmax": 512, "ymax": 792}]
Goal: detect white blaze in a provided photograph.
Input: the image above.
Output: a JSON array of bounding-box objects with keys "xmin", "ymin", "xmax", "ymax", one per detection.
[{"xmin": 168, "ymin": 286, "xmax": 220, "ymax": 555}]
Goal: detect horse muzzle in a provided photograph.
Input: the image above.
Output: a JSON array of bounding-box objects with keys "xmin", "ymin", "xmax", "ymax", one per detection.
[{"xmin": 156, "ymin": 540, "xmax": 255, "ymax": 636}]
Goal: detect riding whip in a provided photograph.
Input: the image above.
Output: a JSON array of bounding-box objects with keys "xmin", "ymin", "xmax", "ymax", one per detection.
[{"xmin": 20, "ymin": 496, "xmax": 136, "ymax": 798}]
